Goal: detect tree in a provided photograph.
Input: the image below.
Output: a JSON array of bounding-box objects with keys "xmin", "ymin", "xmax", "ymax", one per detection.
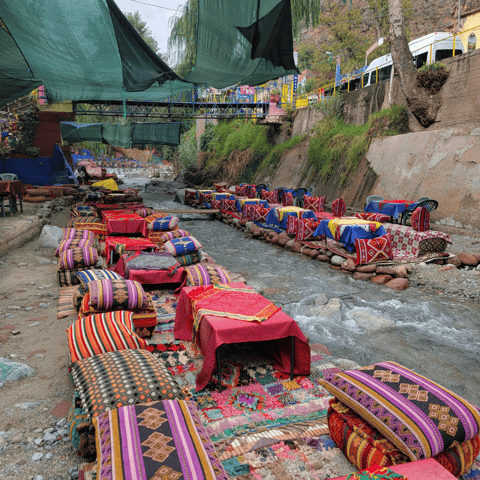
[
  {"xmin": 126, "ymin": 11, "xmax": 160, "ymax": 54},
  {"xmin": 387, "ymin": 0, "xmax": 441, "ymax": 127}
]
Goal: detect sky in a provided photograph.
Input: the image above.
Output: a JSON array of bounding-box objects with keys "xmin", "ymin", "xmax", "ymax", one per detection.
[{"xmin": 114, "ymin": 0, "xmax": 186, "ymax": 58}]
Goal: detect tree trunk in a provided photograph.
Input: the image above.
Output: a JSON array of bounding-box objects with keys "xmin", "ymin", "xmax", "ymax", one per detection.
[{"xmin": 388, "ymin": 0, "xmax": 441, "ymax": 127}]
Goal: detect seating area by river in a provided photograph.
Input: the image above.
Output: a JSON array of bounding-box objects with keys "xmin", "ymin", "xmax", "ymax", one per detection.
[{"xmin": 46, "ymin": 182, "xmax": 480, "ymax": 479}]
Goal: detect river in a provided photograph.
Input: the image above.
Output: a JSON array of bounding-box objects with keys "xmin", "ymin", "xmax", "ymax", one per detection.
[{"xmin": 117, "ymin": 171, "xmax": 480, "ymax": 406}]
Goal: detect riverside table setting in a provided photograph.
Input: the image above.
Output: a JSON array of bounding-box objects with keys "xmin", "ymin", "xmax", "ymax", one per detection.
[
  {"xmin": 265, "ymin": 205, "xmax": 317, "ymax": 229},
  {"xmin": 313, "ymin": 217, "xmax": 387, "ymax": 252},
  {"xmin": 174, "ymin": 282, "xmax": 311, "ymax": 392},
  {"xmin": 102, "ymin": 210, "xmax": 147, "ymax": 236},
  {"xmin": 364, "ymin": 199, "xmax": 418, "ymax": 221}
]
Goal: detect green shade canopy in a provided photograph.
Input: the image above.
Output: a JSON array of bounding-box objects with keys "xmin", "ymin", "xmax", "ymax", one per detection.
[
  {"xmin": 0, "ymin": 26, "xmax": 42, "ymax": 105},
  {"xmin": 0, "ymin": 0, "xmax": 195, "ymax": 104},
  {"xmin": 60, "ymin": 122, "xmax": 181, "ymax": 147},
  {"xmin": 186, "ymin": 0, "xmax": 299, "ymax": 88}
]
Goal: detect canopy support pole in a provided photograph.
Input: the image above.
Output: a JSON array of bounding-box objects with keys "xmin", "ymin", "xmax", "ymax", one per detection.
[{"xmin": 122, "ymin": 89, "xmax": 127, "ymax": 119}]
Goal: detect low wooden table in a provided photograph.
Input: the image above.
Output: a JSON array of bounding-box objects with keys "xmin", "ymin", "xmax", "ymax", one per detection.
[
  {"xmin": 0, "ymin": 180, "xmax": 25, "ymax": 216},
  {"xmin": 174, "ymin": 283, "xmax": 311, "ymax": 392}
]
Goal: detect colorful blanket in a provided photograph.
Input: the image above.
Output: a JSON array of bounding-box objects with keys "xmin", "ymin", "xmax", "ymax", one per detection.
[{"xmin": 124, "ymin": 252, "xmax": 180, "ymax": 277}]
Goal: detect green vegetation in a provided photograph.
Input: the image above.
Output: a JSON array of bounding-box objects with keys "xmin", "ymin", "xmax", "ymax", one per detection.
[
  {"xmin": 260, "ymin": 136, "xmax": 305, "ymax": 174},
  {"xmin": 178, "ymin": 124, "xmax": 198, "ymax": 169},
  {"xmin": 308, "ymin": 105, "xmax": 409, "ymax": 184}
]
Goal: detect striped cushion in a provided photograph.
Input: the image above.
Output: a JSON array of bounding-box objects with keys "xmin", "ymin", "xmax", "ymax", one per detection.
[
  {"xmin": 184, "ymin": 264, "xmax": 232, "ymax": 287},
  {"xmin": 58, "ymin": 248, "xmax": 99, "ymax": 270},
  {"xmin": 319, "ymin": 361, "xmax": 480, "ymax": 461},
  {"xmin": 55, "ymin": 238, "xmax": 95, "ymax": 257},
  {"xmin": 163, "ymin": 236, "xmax": 202, "ymax": 256},
  {"xmin": 134, "ymin": 208, "xmax": 154, "ymax": 217},
  {"xmin": 62, "ymin": 228, "xmax": 95, "ymax": 242},
  {"xmin": 75, "ymin": 269, "xmax": 124, "ymax": 289},
  {"xmin": 147, "ymin": 216, "xmax": 180, "ymax": 231},
  {"xmin": 145, "ymin": 212, "xmax": 169, "ymax": 224},
  {"xmin": 88, "ymin": 279, "xmax": 148, "ymax": 312},
  {"xmin": 147, "ymin": 229, "xmax": 191, "ymax": 245},
  {"xmin": 67, "ymin": 311, "xmax": 147, "ymax": 363},
  {"xmin": 68, "ymin": 216, "xmax": 103, "ymax": 227},
  {"xmin": 411, "ymin": 206, "xmax": 430, "ymax": 232}
]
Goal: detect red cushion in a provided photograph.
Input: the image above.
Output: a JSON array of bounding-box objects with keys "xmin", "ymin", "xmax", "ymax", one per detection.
[
  {"xmin": 355, "ymin": 234, "xmax": 393, "ymax": 265},
  {"xmin": 332, "ymin": 198, "xmax": 346, "ymax": 217},
  {"xmin": 235, "ymin": 185, "xmax": 247, "ymax": 196},
  {"xmin": 354, "ymin": 212, "xmax": 391, "ymax": 223},
  {"xmin": 287, "ymin": 215, "xmax": 298, "ymax": 236},
  {"xmin": 261, "ymin": 190, "xmax": 278, "ymax": 203},
  {"xmin": 411, "ymin": 206, "xmax": 430, "ymax": 232},
  {"xmin": 221, "ymin": 199, "xmax": 236, "ymax": 213},
  {"xmin": 304, "ymin": 196, "xmax": 326, "ymax": 212},
  {"xmin": 282, "ymin": 191, "xmax": 294, "ymax": 206},
  {"xmin": 295, "ymin": 219, "xmax": 321, "ymax": 242}
]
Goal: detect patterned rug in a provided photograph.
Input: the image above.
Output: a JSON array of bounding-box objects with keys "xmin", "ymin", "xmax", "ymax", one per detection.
[
  {"xmin": 149, "ymin": 289, "xmax": 178, "ymax": 323},
  {"xmin": 57, "ymin": 286, "xmax": 78, "ymax": 319}
]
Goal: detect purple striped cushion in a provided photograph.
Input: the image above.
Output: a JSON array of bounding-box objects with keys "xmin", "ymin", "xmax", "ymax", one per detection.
[
  {"xmin": 184, "ymin": 264, "xmax": 232, "ymax": 287},
  {"xmin": 319, "ymin": 361, "xmax": 480, "ymax": 461},
  {"xmin": 88, "ymin": 279, "xmax": 148, "ymax": 312},
  {"xmin": 58, "ymin": 248, "xmax": 99, "ymax": 270}
]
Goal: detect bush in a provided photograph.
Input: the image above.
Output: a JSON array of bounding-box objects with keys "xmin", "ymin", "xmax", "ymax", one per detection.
[{"xmin": 177, "ymin": 125, "xmax": 197, "ymax": 169}]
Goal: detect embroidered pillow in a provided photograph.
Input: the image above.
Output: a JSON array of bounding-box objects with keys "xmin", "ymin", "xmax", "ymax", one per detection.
[
  {"xmin": 304, "ymin": 196, "xmax": 326, "ymax": 213},
  {"xmin": 247, "ymin": 185, "xmax": 257, "ymax": 198},
  {"xmin": 221, "ymin": 199, "xmax": 237, "ymax": 213},
  {"xmin": 185, "ymin": 189, "xmax": 197, "ymax": 202},
  {"xmin": 252, "ymin": 206, "xmax": 270, "ymax": 223},
  {"xmin": 55, "ymin": 238, "xmax": 95, "ymax": 256},
  {"xmin": 148, "ymin": 229, "xmax": 191, "ymax": 245},
  {"xmin": 328, "ymin": 399, "xmax": 480, "ymax": 476},
  {"xmin": 71, "ymin": 350, "xmax": 185, "ymax": 420},
  {"xmin": 58, "ymin": 248, "xmax": 99, "ymax": 270},
  {"xmin": 163, "ymin": 236, "xmax": 202, "ymax": 256},
  {"xmin": 355, "ymin": 234, "xmax": 392, "ymax": 265},
  {"xmin": 75, "ymin": 269, "xmax": 124, "ymax": 289},
  {"xmin": 67, "ymin": 311, "xmax": 147, "ymax": 363},
  {"xmin": 212, "ymin": 199, "xmax": 222, "ymax": 210},
  {"xmin": 261, "ymin": 190, "xmax": 278, "ymax": 204},
  {"xmin": 319, "ymin": 361, "xmax": 480, "ymax": 461},
  {"xmin": 287, "ymin": 215, "xmax": 299, "ymax": 236},
  {"xmin": 144, "ymin": 212, "xmax": 169, "ymax": 224},
  {"xmin": 411, "ymin": 206, "xmax": 430, "ymax": 232},
  {"xmin": 332, "ymin": 197, "xmax": 346, "ymax": 217},
  {"xmin": 354, "ymin": 212, "xmax": 391, "ymax": 223},
  {"xmin": 148, "ymin": 216, "xmax": 180, "ymax": 231},
  {"xmin": 88, "ymin": 279, "xmax": 148, "ymax": 312},
  {"xmin": 134, "ymin": 208, "xmax": 154, "ymax": 217},
  {"xmin": 295, "ymin": 219, "xmax": 321, "ymax": 242},
  {"xmin": 282, "ymin": 191, "xmax": 294, "ymax": 206},
  {"xmin": 235, "ymin": 185, "xmax": 247, "ymax": 196},
  {"xmin": 185, "ymin": 264, "xmax": 232, "ymax": 287}
]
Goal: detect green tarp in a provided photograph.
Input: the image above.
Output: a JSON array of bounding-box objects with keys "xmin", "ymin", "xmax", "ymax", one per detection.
[
  {"xmin": 60, "ymin": 122, "xmax": 181, "ymax": 147},
  {"xmin": 0, "ymin": 0, "xmax": 195, "ymax": 104},
  {"xmin": 0, "ymin": 26, "xmax": 42, "ymax": 105},
  {"xmin": 186, "ymin": 0, "xmax": 299, "ymax": 88}
]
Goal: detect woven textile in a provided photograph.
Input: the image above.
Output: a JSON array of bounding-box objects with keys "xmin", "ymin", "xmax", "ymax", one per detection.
[
  {"xmin": 261, "ymin": 190, "xmax": 278, "ymax": 203},
  {"xmin": 58, "ymin": 266, "xmax": 97, "ymax": 287},
  {"xmin": 184, "ymin": 265, "xmax": 232, "ymax": 287},
  {"xmin": 68, "ymin": 216, "xmax": 103, "ymax": 227},
  {"xmin": 329, "ymin": 400, "xmax": 480, "ymax": 477},
  {"xmin": 353, "ymin": 212, "xmax": 391, "ymax": 223},
  {"xmin": 235, "ymin": 185, "xmax": 247, "ymax": 196},
  {"xmin": 287, "ymin": 215, "xmax": 298, "ymax": 236},
  {"xmin": 67, "ymin": 391, "xmax": 89, "ymax": 453},
  {"xmin": 319, "ymin": 361, "xmax": 480, "ymax": 461},
  {"xmin": 93, "ymin": 400, "xmax": 228, "ymax": 480},
  {"xmin": 163, "ymin": 236, "xmax": 202, "ymax": 256},
  {"xmin": 382, "ymin": 224, "xmax": 451, "ymax": 260},
  {"xmin": 71, "ymin": 350, "xmax": 186, "ymax": 420},
  {"xmin": 185, "ymin": 189, "xmax": 197, "ymax": 203},
  {"xmin": 251, "ymin": 206, "xmax": 270, "ymax": 223},
  {"xmin": 314, "ymin": 212, "xmax": 337, "ymax": 221},
  {"xmin": 304, "ymin": 196, "xmax": 326, "ymax": 212},
  {"xmin": 195, "ymin": 189, "xmax": 214, "ymax": 202},
  {"xmin": 282, "ymin": 191, "xmax": 294, "ymax": 206},
  {"xmin": 145, "ymin": 212, "xmax": 169, "ymax": 225},
  {"xmin": 242, "ymin": 203, "xmax": 255, "ymax": 220},
  {"xmin": 247, "ymin": 185, "xmax": 257, "ymax": 198},
  {"xmin": 58, "ymin": 248, "xmax": 98, "ymax": 270},
  {"xmin": 176, "ymin": 251, "xmax": 202, "ymax": 267},
  {"xmin": 411, "ymin": 207, "xmax": 430, "ymax": 232},
  {"xmin": 355, "ymin": 234, "xmax": 393, "ymax": 265},
  {"xmin": 332, "ymin": 198, "xmax": 347, "ymax": 217},
  {"xmin": 55, "ymin": 238, "xmax": 95, "ymax": 257},
  {"xmin": 345, "ymin": 466, "xmax": 406, "ymax": 480},
  {"xmin": 221, "ymin": 199, "xmax": 236, "ymax": 213},
  {"xmin": 295, "ymin": 219, "xmax": 321, "ymax": 242},
  {"xmin": 71, "ymin": 221, "xmax": 108, "ymax": 239},
  {"xmin": 212, "ymin": 199, "xmax": 222, "ymax": 210},
  {"xmin": 67, "ymin": 311, "xmax": 147, "ymax": 363},
  {"xmin": 75, "ymin": 269, "xmax": 124, "ymax": 289},
  {"xmin": 148, "ymin": 216, "xmax": 180, "ymax": 232},
  {"xmin": 135, "ymin": 207, "xmax": 155, "ymax": 217},
  {"xmin": 124, "ymin": 252, "xmax": 180, "ymax": 277},
  {"xmin": 61, "ymin": 228, "xmax": 95, "ymax": 242},
  {"xmin": 147, "ymin": 230, "xmax": 190, "ymax": 246},
  {"xmin": 211, "ymin": 192, "xmax": 234, "ymax": 201},
  {"xmin": 88, "ymin": 279, "xmax": 148, "ymax": 312}
]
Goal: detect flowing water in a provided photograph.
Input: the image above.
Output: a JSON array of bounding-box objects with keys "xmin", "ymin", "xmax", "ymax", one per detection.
[{"xmin": 123, "ymin": 173, "xmax": 480, "ymax": 405}]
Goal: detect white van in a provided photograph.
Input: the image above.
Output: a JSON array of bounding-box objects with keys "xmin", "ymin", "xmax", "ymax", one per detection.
[{"xmin": 363, "ymin": 32, "xmax": 464, "ymax": 87}]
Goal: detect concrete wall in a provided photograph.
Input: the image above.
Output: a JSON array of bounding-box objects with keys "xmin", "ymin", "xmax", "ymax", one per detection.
[{"xmin": 366, "ymin": 124, "xmax": 480, "ymax": 229}]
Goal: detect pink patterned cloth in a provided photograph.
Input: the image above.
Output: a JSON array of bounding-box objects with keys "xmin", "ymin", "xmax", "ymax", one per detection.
[{"xmin": 382, "ymin": 224, "xmax": 451, "ymax": 260}]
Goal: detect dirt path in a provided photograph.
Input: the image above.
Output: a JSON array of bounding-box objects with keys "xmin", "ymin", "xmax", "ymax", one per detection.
[{"xmin": 0, "ymin": 207, "xmax": 79, "ymax": 480}]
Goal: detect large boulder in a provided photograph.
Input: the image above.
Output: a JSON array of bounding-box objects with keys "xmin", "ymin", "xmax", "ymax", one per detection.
[
  {"xmin": 331, "ymin": 255, "xmax": 347, "ymax": 266},
  {"xmin": 385, "ymin": 278, "xmax": 409, "ymax": 290},
  {"xmin": 37, "ymin": 225, "xmax": 63, "ymax": 249},
  {"xmin": 357, "ymin": 264, "xmax": 377, "ymax": 273}
]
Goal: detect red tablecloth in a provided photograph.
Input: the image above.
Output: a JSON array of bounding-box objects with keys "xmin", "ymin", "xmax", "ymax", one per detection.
[
  {"xmin": 0, "ymin": 180, "xmax": 26, "ymax": 197},
  {"xmin": 104, "ymin": 236, "xmax": 156, "ymax": 260},
  {"xmin": 104, "ymin": 211, "xmax": 146, "ymax": 236},
  {"xmin": 113, "ymin": 254, "xmax": 186, "ymax": 286},
  {"xmin": 174, "ymin": 283, "xmax": 311, "ymax": 391}
]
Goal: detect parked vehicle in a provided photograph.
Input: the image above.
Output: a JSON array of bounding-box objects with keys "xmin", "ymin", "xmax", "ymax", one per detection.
[{"xmin": 362, "ymin": 32, "xmax": 464, "ymax": 87}]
